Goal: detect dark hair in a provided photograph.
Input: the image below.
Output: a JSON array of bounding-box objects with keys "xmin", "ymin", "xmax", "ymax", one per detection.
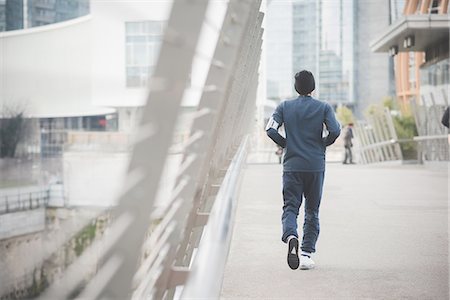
[{"xmin": 294, "ymin": 70, "xmax": 315, "ymax": 95}]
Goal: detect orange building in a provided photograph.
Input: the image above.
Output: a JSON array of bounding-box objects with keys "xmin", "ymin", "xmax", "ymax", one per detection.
[{"xmin": 393, "ymin": 0, "xmax": 449, "ymax": 114}]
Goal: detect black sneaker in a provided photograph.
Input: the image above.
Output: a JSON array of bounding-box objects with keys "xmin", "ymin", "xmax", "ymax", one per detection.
[{"xmin": 287, "ymin": 237, "xmax": 299, "ymax": 270}]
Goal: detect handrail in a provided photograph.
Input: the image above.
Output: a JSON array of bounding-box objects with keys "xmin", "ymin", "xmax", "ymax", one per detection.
[
  {"xmin": 0, "ymin": 189, "xmax": 49, "ymax": 215},
  {"xmin": 413, "ymin": 134, "xmax": 448, "ymax": 141},
  {"xmin": 181, "ymin": 136, "xmax": 248, "ymax": 299}
]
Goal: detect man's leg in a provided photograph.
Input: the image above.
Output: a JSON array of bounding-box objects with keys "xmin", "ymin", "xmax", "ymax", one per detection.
[
  {"xmin": 349, "ymin": 146, "xmax": 353, "ymax": 163},
  {"xmin": 282, "ymin": 172, "xmax": 303, "ymax": 270},
  {"xmin": 301, "ymin": 172, "xmax": 324, "ymax": 253},
  {"xmin": 281, "ymin": 172, "xmax": 304, "ymax": 242},
  {"xmin": 343, "ymin": 146, "xmax": 349, "ymax": 164}
]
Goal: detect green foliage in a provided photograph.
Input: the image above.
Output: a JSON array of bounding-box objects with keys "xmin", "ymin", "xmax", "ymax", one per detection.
[
  {"xmin": 336, "ymin": 106, "xmax": 355, "ymax": 125},
  {"xmin": 382, "ymin": 97, "xmax": 396, "ymax": 111},
  {"xmin": 365, "ymin": 104, "xmax": 378, "ymax": 116},
  {"xmin": 393, "ymin": 115, "xmax": 418, "ymax": 160},
  {"xmin": 74, "ymin": 222, "xmax": 97, "ymax": 257},
  {"xmin": 29, "ymin": 268, "xmax": 48, "ymax": 297}
]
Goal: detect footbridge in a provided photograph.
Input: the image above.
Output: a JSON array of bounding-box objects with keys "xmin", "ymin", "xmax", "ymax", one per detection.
[{"xmin": 0, "ymin": 0, "xmax": 448, "ymax": 299}]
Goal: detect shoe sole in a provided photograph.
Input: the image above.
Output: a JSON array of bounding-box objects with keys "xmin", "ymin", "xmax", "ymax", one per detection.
[{"xmin": 287, "ymin": 238, "xmax": 299, "ymax": 270}]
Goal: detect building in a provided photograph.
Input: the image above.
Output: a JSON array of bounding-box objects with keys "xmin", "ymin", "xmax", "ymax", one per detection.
[
  {"xmin": 371, "ymin": 0, "xmax": 449, "ymax": 113},
  {"xmin": 292, "ymin": 0, "xmax": 319, "ymax": 79},
  {"xmin": 0, "ymin": 1, "xmax": 171, "ymax": 153},
  {"xmin": 0, "ymin": 1, "xmax": 5, "ymax": 31},
  {"xmin": 291, "ymin": 0, "xmax": 394, "ymax": 113},
  {"xmin": 370, "ymin": 0, "xmax": 449, "ymax": 157},
  {"xmin": 0, "ymin": 0, "xmax": 89, "ymax": 31},
  {"xmin": 353, "ymin": 0, "xmax": 393, "ymax": 116},
  {"xmin": 319, "ymin": 50, "xmax": 348, "ymax": 105},
  {"xmin": 5, "ymin": 0, "xmax": 24, "ymax": 30},
  {"xmin": 265, "ymin": 0, "xmax": 293, "ymax": 100}
]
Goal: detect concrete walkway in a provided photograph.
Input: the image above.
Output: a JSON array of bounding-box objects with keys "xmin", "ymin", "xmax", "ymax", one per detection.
[{"xmin": 221, "ymin": 163, "xmax": 448, "ymax": 299}]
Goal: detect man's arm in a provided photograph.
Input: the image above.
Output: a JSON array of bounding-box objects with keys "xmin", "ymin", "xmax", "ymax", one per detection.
[
  {"xmin": 323, "ymin": 104, "xmax": 341, "ymax": 147},
  {"xmin": 266, "ymin": 103, "xmax": 286, "ymax": 148}
]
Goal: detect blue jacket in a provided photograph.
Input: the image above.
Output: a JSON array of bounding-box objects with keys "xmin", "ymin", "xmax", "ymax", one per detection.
[{"xmin": 266, "ymin": 96, "xmax": 341, "ymax": 172}]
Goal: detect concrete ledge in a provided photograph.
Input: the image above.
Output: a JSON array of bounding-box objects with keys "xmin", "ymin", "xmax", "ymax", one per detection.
[{"xmin": 0, "ymin": 208, "xmax": 45, "ymax": 240}]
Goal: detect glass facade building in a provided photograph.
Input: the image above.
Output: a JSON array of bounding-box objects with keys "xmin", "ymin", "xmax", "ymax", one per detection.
[
  {"xmin": 292, "ymin": 0, "xmax": 319, "ymax": 78},
  {"xmin": 320, "ymin": 0, "xmax": 354, "ymax": 106},
  {"xmin": 0, "ymin": 0, "xmax": 5, "ymax": 31},
  {"xmin": 265, "ymin": 1, "xmax": 293, "ymax": 100},
  {"xmin": 5, "ymin": 0, "xmax": 24, "ymax": 31},
  {"xmin": 290, "ymin": 0, "xmax": 355, "ymax": 106},
  {"xmin": 0, "ymin": 0, "xmax": 89, "ymax": 31}
]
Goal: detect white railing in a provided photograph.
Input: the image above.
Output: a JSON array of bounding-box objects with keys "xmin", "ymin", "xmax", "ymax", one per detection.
[{"xmin": 181, "ymin": 136, "xmax": 248, "ymax": 299}]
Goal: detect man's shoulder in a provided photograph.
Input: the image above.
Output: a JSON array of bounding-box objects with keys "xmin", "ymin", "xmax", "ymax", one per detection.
[
  {"xmin": 282, "ymin": 97, "xmax": 331, "ymax": 109},
  {"xmin": 310, "ymin": 97, "xmax": 331, "ymax": 106},
  {"xmin": 282, "ymin": 97, "xmax": 300, "ymax": 104}
]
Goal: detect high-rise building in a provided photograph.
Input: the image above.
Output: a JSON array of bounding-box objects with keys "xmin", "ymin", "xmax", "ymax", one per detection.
[
  {"xmin": 0, "ymin": 0, "xmax": 5, "ymax": 31},
  {"xmin": 292, "ymin": 0, "xmax": 319, "ymax": 78},
  {"xmin": 5, "ymin": 0, "xmax": 23, "ymax": 30},
  {"xmin": 320, "ymin": 0, "xmax": 355, "ymax": 107},
  {"xmin": 291, "ymin": 0, "xmax": 394, "ymax": 114},
  {"xmin": 28, "ymin": 0, "xmax": 89, "ymax": 28},
  {"xmin": 319, "ymin": 50, "xmax": 348, "ymax": 104},
  {"xmin": 0, "ymin": 0, "xmax": 89, "ymax": 31},
  {"xmin": 265, "ymin": 0, "xmax": 293, "ymax": 100},
  {"xmin": 353, "ymin": 0, "xmax": 393, "ymax": 116}
]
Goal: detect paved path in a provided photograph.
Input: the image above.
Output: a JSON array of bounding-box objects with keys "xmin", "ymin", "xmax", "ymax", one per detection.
[{"xmin": 221, "ymin": 163, "xmax": 448, "ymax": 299}]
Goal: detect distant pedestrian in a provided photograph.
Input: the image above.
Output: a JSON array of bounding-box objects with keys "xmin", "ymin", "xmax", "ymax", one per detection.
[
  {"xmin": 266, "ymin": 70, "xmax": 340, "ymax": 270},
  {"xmin": 343, "ymin": 123, "xmax": 354, "ymax": 164}
]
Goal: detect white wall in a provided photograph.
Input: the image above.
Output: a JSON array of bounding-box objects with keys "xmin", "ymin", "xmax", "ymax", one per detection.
[
  {"xmin": 0, "ymin": 208, "xmax": 45, "ymax": 240},
  {"xmin": 63, "ymin": 151, "xmax": 129, "ymax": 206},
  {"xmin": 63, "ymin": 151, "xmax": 181, "ymax": 207},
  {"xmin": 0, "ymin": 16, "xmax": 113, "ymax": 118},
  {"xmin": 90, "ymin": 1, "xmax": 172, "ymax": 108},
  {"xmin": 0, "ymin": 1, "xmax": 174, "ymax": 118}
]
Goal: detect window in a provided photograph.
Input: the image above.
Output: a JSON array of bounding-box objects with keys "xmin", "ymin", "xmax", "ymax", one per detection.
[
  {"xmin": 125, "ymin": 21, "xmax": 164, "ymax": 88},
  {"xmin": 430, "ymin": 0, "xmax": 441, "ymax": 13},
  {"xmin": 408, "ymin": 52, "xmax": 417, "ymax": 89}
]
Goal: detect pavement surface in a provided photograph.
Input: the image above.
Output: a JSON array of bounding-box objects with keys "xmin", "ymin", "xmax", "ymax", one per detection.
[{"xmin": 221, "ymin": 162, "xmax": 449, "ymax": 299}]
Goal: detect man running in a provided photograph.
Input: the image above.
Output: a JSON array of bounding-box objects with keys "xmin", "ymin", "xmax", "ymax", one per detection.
[{"xmin": 266, "ymin": 70, "xmax": 341, "ymax": 270}]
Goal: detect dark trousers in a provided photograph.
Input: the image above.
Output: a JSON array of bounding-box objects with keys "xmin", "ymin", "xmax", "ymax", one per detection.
[
  {"xmin": 281, "ymin": 171, "xmax": 324, "ymax": 253},
  {"xmin": 343, "ymin": 145, "xmax": 353, "ymax": 163}
]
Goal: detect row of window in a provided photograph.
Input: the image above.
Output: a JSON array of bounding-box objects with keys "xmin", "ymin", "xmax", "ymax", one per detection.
[{"xmin": 420, "ymin": 58, "xmax": 450, "ymax": 87}]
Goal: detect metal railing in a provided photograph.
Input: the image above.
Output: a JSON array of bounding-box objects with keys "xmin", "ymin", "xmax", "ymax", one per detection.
[
  {"xmin": 354, "ymin": 107, "xmax": 403, "ymax": 164},
  {"xmin": 0, "ymin": 189, "xmax": 49, "ymax": 215},
  {"xmin": 33, "ymin": 0, "xmax": 264, "ymax": 299},
  {"xmin": 355, "ymin": 104, "xmax": 449, "ymax": 164},
  {"xmin": 181, "ymin": 136, "xmax": 248, "ymax": 299}
]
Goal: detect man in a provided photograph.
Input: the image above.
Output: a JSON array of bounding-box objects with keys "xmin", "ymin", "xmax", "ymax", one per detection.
[
  {"xmin": 343, "ymin": 123, "xmax": 354, "ymax": 164},
  {"xmin": 266, "ymin": 70, "xmax": 340, "ymax": 270}
]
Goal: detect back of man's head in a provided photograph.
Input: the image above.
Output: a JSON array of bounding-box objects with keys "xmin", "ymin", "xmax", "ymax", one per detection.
[{"xmin": 294, "ymin": 70, "xmax": 315, "ymax": 96}]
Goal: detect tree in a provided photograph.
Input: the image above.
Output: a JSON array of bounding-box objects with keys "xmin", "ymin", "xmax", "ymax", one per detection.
[
  {"xmin": 0, "ymin": 106, "xmax": 27, "ymax": 158},
  {"xmin": 336, "ymin": 106, "xmax": 355, "ymax": 126}
]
